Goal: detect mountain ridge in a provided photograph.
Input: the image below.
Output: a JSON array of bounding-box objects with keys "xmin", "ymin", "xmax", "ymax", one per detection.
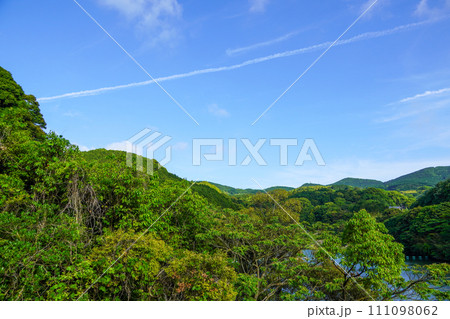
[{"xmin": 209, "ymin": 166, "xmax": 450, "ymax": 195}]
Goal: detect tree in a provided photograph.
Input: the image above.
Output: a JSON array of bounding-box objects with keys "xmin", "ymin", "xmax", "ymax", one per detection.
[
  {"xmin": 385, "ymin": 203, "xmax": 450, "ymax": 261},
  {"xmin": 48, "ymin": 230, "xmax": 172, "ymax": 301},
  {"xmin": 318, "ymin": 210, "xmax": 449, "ymax": 300},
  {"xmin": 202, "ymin": 208, "xmax": 313, "ymax": 300},
  {"xmin": 0, "ymin": 66, "xmax": 46, "ymax": 136},
  {"xmin": 153, "ymin": 251, "xmax": 237, "ymax": 301}
]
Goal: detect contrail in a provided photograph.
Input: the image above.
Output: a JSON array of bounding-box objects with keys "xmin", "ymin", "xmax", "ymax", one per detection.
[
  {"xmin": 226, "ymin": 31, "xmax": 299, "ymax": 56},
  {"xmin": 38, "ymin": 19, "xmax": 436, "ymax": 103},
  {"xmin": 399, "ymin": 87, "xmax": 450, "ymax": 103}
]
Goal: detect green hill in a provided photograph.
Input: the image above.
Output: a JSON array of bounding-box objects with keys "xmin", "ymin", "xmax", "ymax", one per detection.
[
  {"xmin": 412, "ymin": 178, "xmax": 450, "ymax": 208},
  {"xmin": 191, "ymin": 182, "xmax": 241, "ymax": 210},
  {"xmin": 326, "ymin": 166, "xmax": 450, "ymax": 192},
  {"xmin": 385, "ymin": 166, "xmax": 450, "ymax": 191},
  {"xmin": 209, "ymin": 182, "xmax": 260, "ymax": 195},
  {"xmin": 209, "ymin": 182, "xmax": 293, "ymax": 195},
  {"xmin": 81, "ymin": 148, "xmax": 182, "ymax": 182},
  {"xmin": 182, "ymin": 166, "xmax": 450, "ymax": 195},
  {"xmin": 265, "ymin": 186, "xmax": 294, "ymax": 192},
  {"xmin": 385, "ymin": 178, "xmax": 450, "ymax": 261},
  {"xmin": 332, "ymin": 178, "xmax": 385, "ymax": 189},
  {"xmin": 300, "ymin": 183, "xmax": 323, "ymax": 187}
]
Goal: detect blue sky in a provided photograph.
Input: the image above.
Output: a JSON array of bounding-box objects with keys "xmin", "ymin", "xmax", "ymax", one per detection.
[{"xmin": 1, "ymin": 0, "xmax": 450, "ymax": 188}]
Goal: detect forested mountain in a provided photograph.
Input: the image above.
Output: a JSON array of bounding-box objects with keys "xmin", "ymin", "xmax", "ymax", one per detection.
[
  {"xmin": 412, "ymin": 179, "xmax": 450, "ymax": 208},
  {"xmin": 209, "ymin": 182, "xmax": 261, "ymax": 195},
  {"xmin": 0, "ymin": 66, "xmax": 449, "ymax": 301},
  {"xmin": 331, "ymin": 167, "xmax": 450, "ymax": 191},
  {"xmin": 384, "ymin": 180, "xmax": 450, "ymax": 261},
  {"xmin": 265, "ymin": 186, "xmax": 295, "ymax": 192},
  {"xmin": 209, "ymin": 182, "xmax": 293, "ymax": 195},
  {"xmin": 385, "ymin": 166, "xmax": 450, "ymax": 191},
  {"xmin": 332, "ymin": 178, "xmax": 386, "ymax": 189},
  {"xmin": 210, "ymin": 166, "xmax": 450, "ymax": 195}
]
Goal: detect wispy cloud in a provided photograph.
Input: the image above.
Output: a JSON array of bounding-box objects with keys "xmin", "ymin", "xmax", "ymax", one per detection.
[
  {"xmin": 399, "ymin": 87, "xmax": 450, "ymax": 103},
  {"xmin": 378, "ymin": 87, "xmax": 450, "ymax": 122},
  {"xmin": 414, "ymin": 0, "xmax": 450, "ymax": 19},
  {"xmin": 249, "ymin": 0, "xmax": 270, "ymax": 13},
  {"xmin": 208, "ymin": 104, "xmax": 230, "ymax": 118},
  {"xmin": 226, "ymin": 31, "xmax": 299, "ymax": 56},
  {"xmin": 97, "ymin": 0, "xmax": 183, "ymax": 45},
  {"xmin": 378, "ymin": 99, "xmax": 450, "ymax": 123},
  {"xmin": 359, "ymin": 0, "xmax": 391, "ymax": 18},
  {"xmin": 38, "ymin": 20, "xmax": 437, "ymax": 103}
]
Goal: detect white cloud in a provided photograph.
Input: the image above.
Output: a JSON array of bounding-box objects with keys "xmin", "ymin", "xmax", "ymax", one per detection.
[
  {"xmin": 415, "ymin": 0, "xmax": 429, "ymax": 16},
  {"xmin": 98, "ymin": 0, "xmax": 145, "ymax": 18},
  {"xmin": 414, "ymin": 0, "xmax": 450, "ymax": 18},
  {"xmin": 358, "ymin": 0, "xmax": 391, "ymax": 18},
  {"xmin": 38, "ymin": 19, "xmax": 437, "ymax": 102},
  {"xmin": 208, "ymin": 104, "xmax": 230, "ymax": 118},
  {"xmin": 399, "ymin": 87, "xmax": 450, "ymax": 103},
  {"xmin": 378, "ymin": 88, "xmax": 450, "ymax": 123},
  {"xmin": 226, "ymin": 31, "xmax": 298, "ymax": 56},
  {"xmin": 378, "ymin": 100, "xmax": 450, "ymax": 123},
  {"xmin": 249, "ymin": 0, "xmax": 270, "ymax": 13},
  {"xmin": 97, "ymin": 0, "xmax": 182, "ymax": 44}
]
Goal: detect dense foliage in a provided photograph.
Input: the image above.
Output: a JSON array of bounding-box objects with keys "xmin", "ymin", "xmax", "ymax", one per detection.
[
  {"xmin": 0, "ymin": 67, "xmax": 448, "ymax": 301},
  {"xmin": 385, "ymin": 202, "xmax": 450, "ymax": 261},
  {"xmin": 191, "ymin": 182, "xmax": 241, "ymax": 210},
  {"xmin": 412, "ymin": 179, "xmax": 450, "ymax": 208}
]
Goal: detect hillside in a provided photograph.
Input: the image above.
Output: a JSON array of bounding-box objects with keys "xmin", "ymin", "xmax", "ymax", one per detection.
[
  {"xmin": 332, "ymin": 178, "xmax": 385, "ymax": 189},
  {"xmin": 412, "ymin": 178, "xmax": 450, "ymax": 208},
  {"xmin": 81, "ymin": 148, "xmax": 183, "ymax": 182},
  {"xmin": 209, "ymin": 182, "xmax": 293, "ymax": 195},
  {"xmin": 300, "ymin": 183, "xmax": 323, "ymax": 187},
  {"xmin": 191, "ymin": 182, "xmax": 241, "ymax": 210},
  {"xmin": 209, "ymin": 182, "xmax": 260, "ymax": 195},
  {"xmin": 326, "ymin": 166, "xmax": 450, "ymax": 192},
  {"xmin": 82, "ymin": 150, "xmax": 240, "ymax": 210},
  {"xmin": 265, "ymin": 186, "xmax": 295, "ymax": 192},
  {"xmin": 385, "ymin": 166, "xmax": 450, "ymax": 191},
  {"xmin": 385, "ymin": 179, "xmax": 450, "ymax": 260},
  {"xmin": 205, "ymin": 167, "xmax": 450, "ymax": 194}
]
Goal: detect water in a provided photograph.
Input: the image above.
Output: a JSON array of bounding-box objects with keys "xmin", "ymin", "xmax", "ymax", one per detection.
[
  {"xmin": 401, "ymin": 259, "xmax": 449, "ymax": 300},
  {"xmin": 303, "ymin": 251, "xmax": 449, "ymax": 300},
  {"xmin": 403, "ymin": 259, "xmax": 436, "ymax": 278}
]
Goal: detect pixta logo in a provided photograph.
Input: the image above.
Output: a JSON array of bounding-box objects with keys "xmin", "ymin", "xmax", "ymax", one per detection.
[
  {"xmin": 126, "ymin": 128, "xmax": 172, "ymax": 174},
  {"xmin": 192, "ymin": 138, "xmax": 325, "ymax": 166}
]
